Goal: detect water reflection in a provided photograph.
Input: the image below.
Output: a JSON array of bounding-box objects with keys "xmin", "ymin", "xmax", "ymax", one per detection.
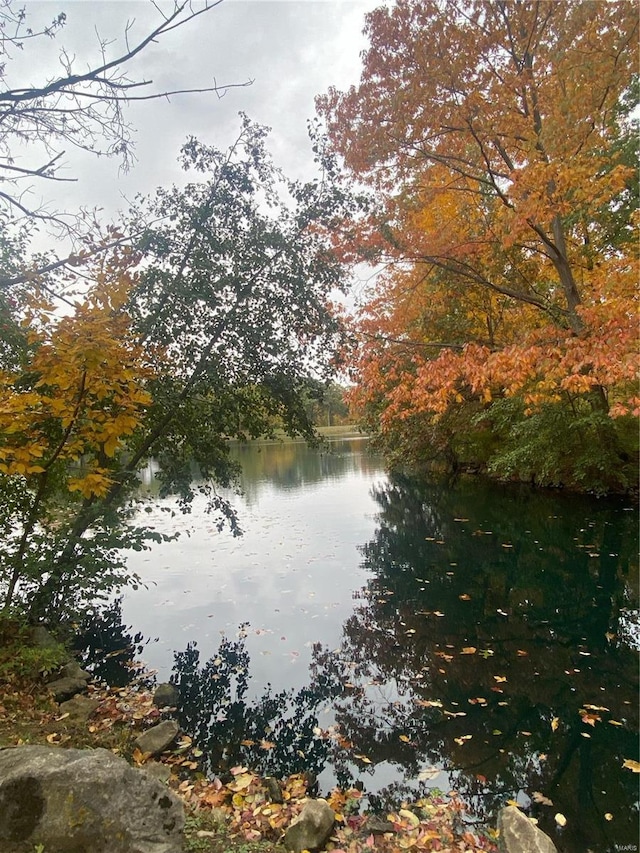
[
  {"xmin": 310, "ymin": 474, "xmax": 639, "ymax": 853},
  {"xmin": 231, "ymin": 436, "xmax": 378, "ymax": 503},
  {"xmin": 171, "ymin": 629, "xmax": 353, "ymax": 786},
  {"xmin": 120, "ymin": 439, "xmax": 638, "ymax": 853},
  {"xmin": 73, "ymin": 598, "xmax": 157, "ymax": 687}
]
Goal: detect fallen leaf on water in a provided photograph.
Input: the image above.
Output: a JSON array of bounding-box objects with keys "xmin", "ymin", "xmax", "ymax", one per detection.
[
  {"xmin": 580, "ymin": 711, "xmax": 601, "ymax": 727},
  {"xmin": 459, "ymin": 594, "xmax": 471, "ymax": 601},
  {"xmin": 399, "ymin": 734, "xmax": 411, "ymax": 743},
  {"xmin": 608, "ymin": 720, "xmax": 623, "ymax": 726},
  {"xmin": 622, "ymin": 759, "xmax": 640, "ymax": 773},
  {"xmin": 416, "ymin": 699, "xmax": 443, "ymax": 708},
  {"xmin": 461, "ymin": 647, "xmax": 477, "ymax": 655},
  {"xmin": 555, "ymin": 813, "xmax": 567, "ymax": 827},
  {"xmin": 354, "ymin": 754, "xmax": 372, "ymax": 764},
  {"xmin": 551, "ymin": 717, "xmax": 559, "ymax": 732},
  {"xmin": 454, "ymin": 735, "xmax": 472, "ymax": 745},
  {"xmin": 517, "ymin": 650, "xmax": 528, "ymax": 656},
  {"xmin": 604, "ymin": 813, "xmax": 613, "ymax": 821},
  {"xmin": 493, "ymin": 675, "xmax": 507, "ymax": 683}
]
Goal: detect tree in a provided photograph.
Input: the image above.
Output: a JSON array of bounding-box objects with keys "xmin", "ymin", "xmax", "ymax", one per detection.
[
  {"xmin": 0, "ymin": 0, "xmax": 250, "ymax": 227},
  {"xmin": 0, "ymin": 118, "xmax": 354, "ymax": 618},
  {"xmin": 318, "ymin": 0, "xmax": 639, "ymax": 491}
]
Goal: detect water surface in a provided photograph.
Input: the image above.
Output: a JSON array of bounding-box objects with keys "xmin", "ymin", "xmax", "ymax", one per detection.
[{"xmin": 118, "ymin": 438, "xmax": 638, "ymax": 853}]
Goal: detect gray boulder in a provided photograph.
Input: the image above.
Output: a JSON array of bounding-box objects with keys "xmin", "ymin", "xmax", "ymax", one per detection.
[
  {"xmin": 59, "ymin": 660, "xmax": 91, "ymax": 681},
  {"xmin": 143, "ymin": 761, "xmax": 172, "ymax": 784},
  {"xmin": 30, "ymin": 625, "xmax": 61, "ymax": 649},
  {"xmin": 497, "ymin": 806, "xmax": 558, "ymax": 853},
  {"xmin": 283, "ymin": 799, "xmax": 335, "ymax": 852},
  {"xmin": 46, "ymin": 676, "xmax": 88, "ymax": 702},
  {"xmin": 58, "ymin": 695, "xmax": 101, "ymax": 724},
  {"xmin": 153, "ymin": 683, "xmax": 180, "ymax": 708},
  {"xmin": 264, "ymin": 775, "xmax": 284, "ymax": 804},
  {"xmin": 0, "ymin": 745, "xmax": 184, "ymax": 853},
  {"xmin": 135, "ymin": 719, "xmax": 180, "ymax": 757}
]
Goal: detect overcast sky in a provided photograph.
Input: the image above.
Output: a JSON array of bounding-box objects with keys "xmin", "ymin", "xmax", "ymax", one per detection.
[{"xmin": 12, "ymin": 0, "xmax": 379, "ymax": 227}]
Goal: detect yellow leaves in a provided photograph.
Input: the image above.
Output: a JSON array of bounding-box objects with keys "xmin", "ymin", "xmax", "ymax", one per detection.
[
  {"xmin": 398, "ymin": 808, "xmax": 420, "ymax": 828},
  {"xmin": 68, "ymin": 469, "xmax": 113, "ymax": 500},
  {"xmin": 227, "ymin": 771, "xmax": 254, "ymax": 792},
  {"xmin": 551, "ymin": 717, "xmax": 559, "ymax": 732},
  {"xmin": 0, "ymin": 276, "xmax": 157, "ymax": 495},
  {"xmin": 622, "ymin": 759, "xmax": 640, "ymax": 773}
]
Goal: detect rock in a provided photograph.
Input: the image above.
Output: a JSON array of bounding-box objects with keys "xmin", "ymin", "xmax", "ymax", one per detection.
[
  {"xmin": 0, "ymin": 745, "xmax": 184, "ymax": 853},
  {"xmin": 361, "ymin": 814, "xmax": 396, "ymax": 835},
  {"xmin": 58, "ymin": 696, "xmax": 101, "ymax": 723},
  {"xmin": 264, "ymin": 776, "xmax": 284, "ymax": 803},
  {"xmin": 135, "ymin": 719, "xmax": 180, "ymax": 757},
  {"xmin": 153, "ymin": 683, "xmax": 180, "ymax": 708},
  {"xmin": 46, "ymin": 676, "xmax": 88, "ymax": 702},
  {"xmin": 30, "ymin": 626, "xmax": 60, "ymax": 649},
  {"xmin": 59, "ymin": 660, "xmax": 91, "ymax": 681},
  {"xmin": 497, "ymin": 806, "xmax": 558, "ymax": 853},
  {"xmin": 283, "ymin": 798, "xmax": 335, "ymax": 852},
  {"xmin": 143, "ymin": 761, "xmax": 172, "ymax": 784}
]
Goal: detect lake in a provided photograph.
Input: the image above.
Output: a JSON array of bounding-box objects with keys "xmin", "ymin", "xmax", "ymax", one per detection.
[{"xmin": 107, "ymin": 436, "xmax": 638, "ymax": 853}]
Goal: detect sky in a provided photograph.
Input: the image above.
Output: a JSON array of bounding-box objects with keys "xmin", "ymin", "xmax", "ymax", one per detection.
[{"xmin": 9, "ymin": 0, "xmax": 379, "ymax": 230}]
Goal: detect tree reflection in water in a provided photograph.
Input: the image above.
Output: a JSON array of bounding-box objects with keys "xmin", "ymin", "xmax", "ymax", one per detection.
[
  {"xmin": 78, "ymin": 473, "xmax": 638, "ymax": 853},
  {"xmin": 171, "ymin": 626, "xmax": 354, "ymax": 787},
  {"xmin": 309, "ymin": 474, "xmax": 639, "ymax": 853}
]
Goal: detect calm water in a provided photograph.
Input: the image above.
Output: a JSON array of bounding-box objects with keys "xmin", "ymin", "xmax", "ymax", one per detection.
[{"xmin": 112, "ymin": 438, "xmax": 638, "ymax": 853}]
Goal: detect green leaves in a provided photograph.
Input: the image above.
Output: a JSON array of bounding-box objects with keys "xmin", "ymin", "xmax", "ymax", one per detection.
[{"xmin": 0, "ymin": 116, "xmax": 354, "ymax": 620}]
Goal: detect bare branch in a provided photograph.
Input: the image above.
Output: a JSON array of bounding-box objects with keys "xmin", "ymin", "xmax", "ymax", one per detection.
[{"xmin": 0, "ymin": 0, "xmax": 250, "ymax": 225}]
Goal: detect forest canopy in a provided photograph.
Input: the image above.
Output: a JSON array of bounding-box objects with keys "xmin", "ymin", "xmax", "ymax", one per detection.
[{"xmin": 317, "ymin": 0, "xmax": 639, "ymax": 493}]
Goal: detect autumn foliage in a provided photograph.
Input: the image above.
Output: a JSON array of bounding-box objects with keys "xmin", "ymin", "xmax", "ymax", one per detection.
[
  {"xmin": 318, "ymin": 0, "xmax": 639, "ymax": 491},
  {"xmin": 0, "ymin": 263, "xmax": 153, "ymax": 498}
]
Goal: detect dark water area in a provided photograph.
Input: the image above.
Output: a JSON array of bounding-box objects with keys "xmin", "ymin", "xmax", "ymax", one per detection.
[{"xmin": 94, "ymin": 438, "xmax": 638, "ymax": 853}]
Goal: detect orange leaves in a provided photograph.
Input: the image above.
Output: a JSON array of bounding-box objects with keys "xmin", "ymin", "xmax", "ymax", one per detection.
[{"xmin": 321, "ymin": 0, "xmax": 638, "ymax": 479}]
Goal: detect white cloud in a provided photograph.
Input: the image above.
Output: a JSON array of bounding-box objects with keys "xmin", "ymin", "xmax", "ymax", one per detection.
[{"xmin": 13, "ymin": 0, "xmax": 376, "ymax": 226}]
